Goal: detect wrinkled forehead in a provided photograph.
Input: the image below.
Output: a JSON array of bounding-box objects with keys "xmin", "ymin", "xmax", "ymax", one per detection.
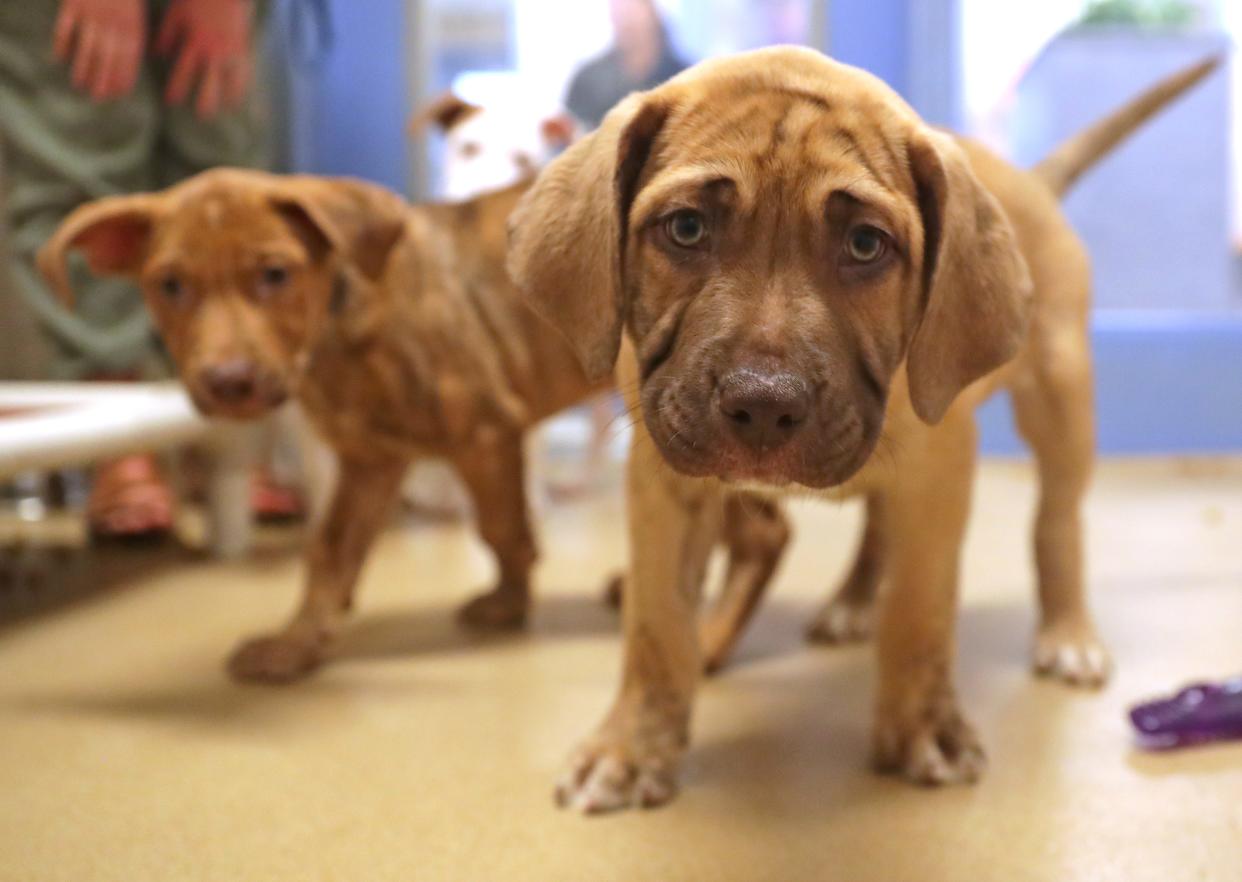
[{"xmin": 636, "ymin": 70, "xmax": 918, "ymax": 225}]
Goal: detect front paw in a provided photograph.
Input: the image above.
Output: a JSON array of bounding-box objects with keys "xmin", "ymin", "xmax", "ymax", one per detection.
[
  {"xmin": 873, "ymin": 702, "xmax": 986, "ymax": 787},
  {"xmin": 456, "ymin": 586, "xmax": 528, "ymax": 630},
  {"xmin": 1034, "ymin": 620, "xmax": 1110, "ymax": 688},
  {"xmin": 805, "ymin": 595, "xmax": 874, "ymax": 645},
  {"xmin": 228, "ymin": 634, "xmax": 324, "ymax": 684},
  {"xmin": 555, "ymin": 719, "xmax": 685, "ymax": 814}
]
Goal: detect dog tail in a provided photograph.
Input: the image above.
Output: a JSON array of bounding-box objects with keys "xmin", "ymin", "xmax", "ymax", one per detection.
[{"xmin": 1033, "ymin": 55, "xmax": 1222, "ymax": 198}]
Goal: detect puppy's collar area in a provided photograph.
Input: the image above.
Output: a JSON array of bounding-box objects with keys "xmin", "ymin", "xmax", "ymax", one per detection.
[{"xmin": 299, "ymin": 269, "xmax": 374, "ymax": 379}]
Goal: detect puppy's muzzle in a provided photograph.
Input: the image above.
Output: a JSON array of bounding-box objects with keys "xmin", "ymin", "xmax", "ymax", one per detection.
[
  {"xmin": 197, "ymin": 358, "xmax": 287, "ymax": 417},
  {"xmin": 717, "ymin": 367, "xmax": 810, "ymax": 451},
  {"xmin": 201, "ymin": 359, "xmax": 262, "ymax": 405}
]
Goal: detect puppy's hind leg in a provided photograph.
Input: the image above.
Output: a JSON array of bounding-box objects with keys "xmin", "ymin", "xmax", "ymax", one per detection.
[
  {"xmin": 807, "ymin": 492, "xmax": 887, "ymax": 645},
  {"xmin": 698, "ymin": 492, "xmax": 790, "ymax": 674},
  {"xmin": 1011, "ymin": 329, "xmax": 1109, "ymax": 688},
  {"xmin": 229, "ymin": 455, "xmax": 409, "ymax": 683},
  {"xmin": 454, "ymin": 430, "xmax": 537, "ymax": 630}
]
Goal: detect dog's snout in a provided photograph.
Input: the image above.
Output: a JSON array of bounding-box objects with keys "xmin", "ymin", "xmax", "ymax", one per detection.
[
  {"xmin": 201, "ymin": 359, "xmax": 259, "ymax": 404},
  {"xmin": 718, "ymin": 367, "xmax": 810, "ymax": 449}
]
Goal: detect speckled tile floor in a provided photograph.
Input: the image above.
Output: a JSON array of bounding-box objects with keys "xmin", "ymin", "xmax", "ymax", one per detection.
[{"xmin": 1, "ymin": 458, "xmax": 1240, "ymax": 881}]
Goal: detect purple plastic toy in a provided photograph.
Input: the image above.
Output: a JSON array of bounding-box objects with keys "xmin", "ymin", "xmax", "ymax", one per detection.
[{"xmin": 1130, "ymin": 678, "xmax": 1242, "ymax": 750}]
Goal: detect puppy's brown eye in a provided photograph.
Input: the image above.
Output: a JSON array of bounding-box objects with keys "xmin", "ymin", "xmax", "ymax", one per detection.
[
  {"xmin": 262, "ymin": 266, "xmax": 288, "ymax": 287},
  {"xmin": 256, "ymin": 265, "xmax": 289, "ymax": 299},
  {"xmin": 845, "ymin": 226, "xmax": 887, "ymax": 263},
  {"xmin": 159, "ymin": 276, "xmax": 183, "ymax": 301},
  {"xmin": 666, "ymin": 210, "xmax": 707, "ymax": 248}
]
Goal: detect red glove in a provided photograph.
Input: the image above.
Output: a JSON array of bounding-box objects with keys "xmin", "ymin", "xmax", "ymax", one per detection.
[
  {"xmin": 53, "ymin": 0, "xmax": 146, "ymax": 101},
  {"xmin": 156, "ymin": 0, "xmax": 254, "ymax": 120}
]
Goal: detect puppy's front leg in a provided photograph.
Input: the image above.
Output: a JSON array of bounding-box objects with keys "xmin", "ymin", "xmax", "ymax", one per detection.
[
  {"xmin": 557, "ymin": 428, "xmax": 722, "ymax": 814},
  {"xmin": 228, "ymin": 455, "xmax": 408, "ymax": 683},
  {"xmin": 454, "ymin": 430, "xmax": 537, "ymax": 629},
  {"xmin": 872, "ymin": 415, "xmax": 985, "ymax": 785}
]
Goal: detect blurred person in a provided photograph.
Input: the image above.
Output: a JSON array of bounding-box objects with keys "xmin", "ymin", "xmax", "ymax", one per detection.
[
  {"xmin": 565, "ymin": 0, "xmax": 687, "ymax": 130},
  {"xmin": 0, "ymin": 0, "xmax": 297, "ymax": 538}
]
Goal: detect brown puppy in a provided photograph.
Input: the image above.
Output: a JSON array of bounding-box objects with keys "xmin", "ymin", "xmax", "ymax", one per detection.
[
  {"xmin": 38, "ymin": 170, "xmax": 607, "ymax": 681},
  {"xmin": 509, "ymin": 47, "xmax": 1217, "ymax": 811}
]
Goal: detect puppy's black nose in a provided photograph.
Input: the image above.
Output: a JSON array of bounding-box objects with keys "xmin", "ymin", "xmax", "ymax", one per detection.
[
  {"xmin": 201, "ymin": 359, "xmax": 258, "ymax": 404},
  {"xmin": 718, "ymin": 367, "xmax": 810, "ymax": 449}
]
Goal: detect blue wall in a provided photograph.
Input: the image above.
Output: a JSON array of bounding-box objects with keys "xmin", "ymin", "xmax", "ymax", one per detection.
[
  {"xmin": 290, "ymin": 0, "xmax": 410, "ymax": 194},
  {"xmin": 979, "ymin": 315, "xmax": 1242, "ymax": 456},
  {"xmin": 829, "ymin": 0, "xmax": 961, "ymax": 127},
  {"xmin": 1012, "ymin": 33, "xmax": 1232, "ymax": 313},
  {"xmin": 829, "ymin": 0, "xmax": 908, "ymax": 97}
]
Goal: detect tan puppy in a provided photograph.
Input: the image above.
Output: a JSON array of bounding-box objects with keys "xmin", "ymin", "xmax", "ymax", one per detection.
[{"xmin": 509, "ymin": 47, "xmax": 1218, "ymax": 811}]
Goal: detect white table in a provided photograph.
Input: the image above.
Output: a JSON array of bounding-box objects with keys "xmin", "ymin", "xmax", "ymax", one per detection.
[{"xmin": 0, "ymin": 383, "xmax": 253, "ymax": 557}]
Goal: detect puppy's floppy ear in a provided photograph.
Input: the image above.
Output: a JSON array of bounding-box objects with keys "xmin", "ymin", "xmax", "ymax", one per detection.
[
  {"xmin": 507, "ymin": 94, "xmax": 669, "ymax": 380},
  {"xmin": 37, "ymin": 194, "xmax": 160, "ymax": 308},
  {"xmin": 905, "ymin": 130, "xmax": 1033, "ymax": 424},
  {"xmin": 408, "ymin": 91, "xmax": 482, "ymax": 135},
  {"xmin": 270, "ymin": 178, "xmax": 407, "ymax": 281}
]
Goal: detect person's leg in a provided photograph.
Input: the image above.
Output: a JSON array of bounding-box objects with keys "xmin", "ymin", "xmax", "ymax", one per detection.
[
  {"xmin": 150, "ymin": 0, "xmax": 271, "ymax": 184},
  {"xmin": 0, "ymin": 2, "xmax": 176, "ymax": 538},
  {"xmin": 0, "ymin": 148, "xmax": 51, "ymax": 381},
  {"xmin": 0, "ymin": 1, "xmax": 162, "ymax": 379}
]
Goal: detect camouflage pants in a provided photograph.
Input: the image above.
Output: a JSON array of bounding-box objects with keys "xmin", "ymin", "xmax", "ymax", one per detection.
[{"xmin": 0, "ymin": 0, "xmax": 270, "ymax": 379}]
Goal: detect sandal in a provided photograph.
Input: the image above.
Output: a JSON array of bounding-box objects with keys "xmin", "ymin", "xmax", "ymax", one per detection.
[
  {"xmin": 250, "ymin": 466, "xmax": 304, "ymax": 522},
  {"xmin": 87, "ymin": 454, "xmax": 175, "ymax": 542}
]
